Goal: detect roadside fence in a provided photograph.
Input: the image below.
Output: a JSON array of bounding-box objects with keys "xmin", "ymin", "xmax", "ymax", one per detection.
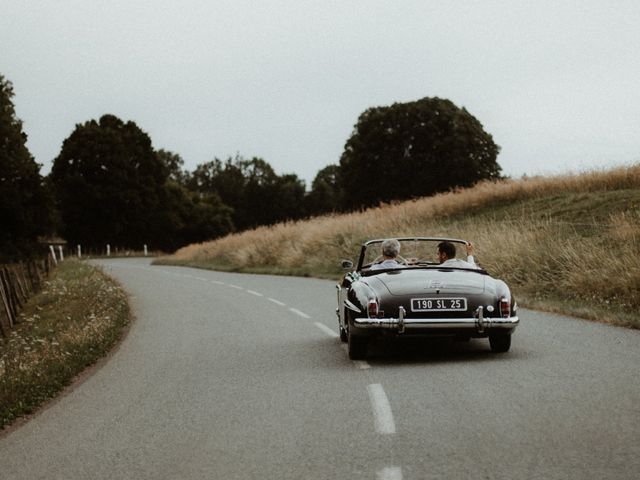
[
  {"xmin": 70, "ymin": 244, "xmax": 150, "ymax": 258},
  {"xmin": 0, "ymin": 257, "xmax": 54, "ymax": 337}
]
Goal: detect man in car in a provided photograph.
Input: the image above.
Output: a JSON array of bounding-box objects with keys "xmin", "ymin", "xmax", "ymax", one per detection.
[
  {"xmin": 370, "ymin": 238, "xmax": 405, "ymax": 270},
  {"xmin": 437, "ymin": 241, "xmax": 479, "ymax": 269}
]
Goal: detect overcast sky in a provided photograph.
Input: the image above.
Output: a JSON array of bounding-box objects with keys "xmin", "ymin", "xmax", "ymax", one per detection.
[{"xmin": 2, "ymin": 0, "xmax": 639, "ymax": 185}]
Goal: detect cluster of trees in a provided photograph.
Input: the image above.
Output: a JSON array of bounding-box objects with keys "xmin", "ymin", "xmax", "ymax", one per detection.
[
  {"xmin": 183, "ymin": 156, "xmax": 307, "ymax": 231},
  {"xmin": 0, "ymin": 75, "xmax": 52, "ymax": 261},
  {"xmin": 1, "ymin": 72, "xmax": 502, "ymax": 261},
  {"xmin": 50, "ymin": 115, "xmax": 234, "ymax": 253}
]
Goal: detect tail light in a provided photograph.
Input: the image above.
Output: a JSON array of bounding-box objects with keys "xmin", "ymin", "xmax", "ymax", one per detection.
[
  {"xmin": 499, "ymin": 298, "xmax": 511, "ymax": 318},
  {"xmin": 367, "ymin": 299, "xmax": 379, "ymax": 318}
]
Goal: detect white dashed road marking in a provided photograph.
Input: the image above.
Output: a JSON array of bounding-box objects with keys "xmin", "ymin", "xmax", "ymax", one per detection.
[
  {"xmin": 108, "ymin": 262, "xmax": 403, "ymax": 477},
  {"xmin": 289, "ymin": 308, "xmax": 311, "ymax": 319},
  {"xmin": 367, "ymin": 384, "xmax": 396, "ymax": 434},
  {"xmin": 377, "ymin": 466, "xmax": 403, "ymax": 480},
  {"xmin": 314, "ymin": 322, "xmax": 339, "ymax": 338},
  {"xmin": 107, "ymin": 263, "xmax": 403, "ymax": 476}
]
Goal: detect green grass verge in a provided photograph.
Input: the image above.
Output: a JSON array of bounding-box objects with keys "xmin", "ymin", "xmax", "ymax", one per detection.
[
  {"xmin": 516, "ymin": 293, "xmax": 639, "ymax": 329},
  {"xmin": 0, "ymin": 260, "xmax": 130, "ymax": 429}
]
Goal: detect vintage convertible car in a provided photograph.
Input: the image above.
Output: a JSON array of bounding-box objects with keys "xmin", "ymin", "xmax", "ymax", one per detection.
[{"xmin": 336, "ymin": 237, "xmax": 519, "ymax": 359}]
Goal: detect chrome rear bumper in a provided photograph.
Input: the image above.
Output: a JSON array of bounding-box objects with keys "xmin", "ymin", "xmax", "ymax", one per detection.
[{"xmin": 354, "ymin": 306, "xmax": 519, "ymax": 333}]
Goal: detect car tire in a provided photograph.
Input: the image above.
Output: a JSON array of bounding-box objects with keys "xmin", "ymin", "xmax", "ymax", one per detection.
[
  {"xmin": 348, "ymin": 331, "xmax": 367, "ymax": 360},
  {"xmin": 489, "ymin": 333, "xmax": 511, "ymax": 353},
  {"xmin": 339, "ymin": 326, "xmax": 348, "ymax": 343}
]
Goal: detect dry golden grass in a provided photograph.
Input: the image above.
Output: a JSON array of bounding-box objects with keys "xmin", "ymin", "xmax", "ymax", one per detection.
[{"xmin": 162, "ymin": 164, "xmax": 640, "ymax": 327}]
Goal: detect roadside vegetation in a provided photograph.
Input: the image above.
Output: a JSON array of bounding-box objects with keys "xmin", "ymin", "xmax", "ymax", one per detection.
[
  {"xmin": 0, "ymin": 260, "xmax": 130, "ymax": 429},
  {"xmin": 159, "ymin": 165, "xmax": 640, "ymax": 329},
  {"xmin": 4, "ymin": 69, "xmax": 505, "ymax": 262}
]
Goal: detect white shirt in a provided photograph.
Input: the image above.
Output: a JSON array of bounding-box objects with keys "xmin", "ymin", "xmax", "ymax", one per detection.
[
  {"xmin": 369, "ymin": 259, "xmax": 404, "ymax": 270},
  {"xmin": 440, "ymin": 255, "xmax": 479, "ymax": 269}
]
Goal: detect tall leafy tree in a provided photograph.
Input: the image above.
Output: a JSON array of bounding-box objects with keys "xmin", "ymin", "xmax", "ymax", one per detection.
[
  {"xmin": 0, "ymin": 74, "xmax": 52, "ymax": 261},
  {"xmin": 339, "ymin": 97, "xmax": 502, "ymax": 209},
  {"xmin": 156, "ymin": 149, "xmax": 190, "ymax": 186},
  {"xmin": 265, "ymin": 173, "xmax": 306, "ymax": 224},
  {"xmin": 189, "ymin": 155, "xmax": 306, "ymax": 230},
  {"xmin": 50, "ymin": 114, "xmax": 168, "ymax": 249},
  {"xmin": 236, "ymin": 157, "xmax": 280, "ymax": 229},
  {"xmin": 156, "ymin": 182, "xmax": 233, "ymax": 251},
  {"xmin": 154, "ymin": 149, "xmax": 234, "ymax": 248},
  {"xmin": 305, "ymin": 164, "xmax": 342, "ymax": 215},
  {"xmin": 189, "ymin": 157, "xmax": 246, "ymax": 210}
]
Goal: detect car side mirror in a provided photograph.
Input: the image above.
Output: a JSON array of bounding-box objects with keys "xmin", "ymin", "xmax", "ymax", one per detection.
[{"xmin": 340, "ymin": 259, "xmax": 354, "ymax": 270}]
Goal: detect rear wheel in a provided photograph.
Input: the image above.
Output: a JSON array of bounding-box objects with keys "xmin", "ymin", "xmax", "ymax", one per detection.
[
  {"xmin": 348, "ymin": 330, "xmax": 368, "ymax": 360},
  {"xmin": 489, "ymin": 333, "xmax": 511, "ymax": 353}
]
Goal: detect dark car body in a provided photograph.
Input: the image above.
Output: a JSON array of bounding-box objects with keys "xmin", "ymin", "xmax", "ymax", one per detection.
[{"xmin": 336, "ymin": 237, "xmax": 519, "ymax": 359}]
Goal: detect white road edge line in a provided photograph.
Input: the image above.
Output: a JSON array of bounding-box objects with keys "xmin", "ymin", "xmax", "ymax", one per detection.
[
  {"xmin": 267, "ymin": 298, "xmax": 286, "ymax": 306},
  {"xmin": 367, "ymin": 384, "xmax": 396, "ymax": 434},
  {"xmin": 289, "ymin": 308, "xmax": 311, "ymax": 319},
  {"xmin": 246, "ymin": 290, "xmax": 263, "ymax": 297},
  {"xmin": 227, "ymin": 284, "xmax": 243, "ymax": 290},
  {"xmin": 377, "ymin": 466, "xmax": 403, "ymax": 480},
  {"xmin": 314, "ymin": 322, "xmax": 339, "ymax": 338}
]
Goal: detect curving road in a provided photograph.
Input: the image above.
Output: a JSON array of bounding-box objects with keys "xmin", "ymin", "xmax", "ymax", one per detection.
[{"xmin": 1, "ymin": 258, "xmax": 639, "ymax": 479}]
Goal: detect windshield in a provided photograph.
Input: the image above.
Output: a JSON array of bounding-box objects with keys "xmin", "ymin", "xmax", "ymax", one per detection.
[{"xmin": 360, "ymin": 238, "xmax": 474, "ymax": 270}]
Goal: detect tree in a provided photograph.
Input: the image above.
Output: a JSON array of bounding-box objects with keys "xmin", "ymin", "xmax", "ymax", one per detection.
[
  {"xmin": 189, "ymin": 155, "xmax": 307, "ymax": 230},
  {"xmin": 0, "ymin": 74, "xmax": 52, "ymax": 261},
  {"xmin": 50, "ymin": 114, "xmax": 168, "ymax": 249},
  {"xmin": 236, "ymin": 157, "xmax": 280, "ymax": 229},
  {"xmin": 269, "ymin": 173, "xmax": 307, "ymax": 222},
  {"xmin": 156, "ymin": 182, "xmax": 233, "ymax": 251},
  {"xmin": 156, "ymin": 149, "xmax": 189, "ymax": 185},
  {"xmin": 339, "ymin": 97, "xmax": 502, "ymax": 209},
  {"xmin": 305, "ymin": 164, "xmax": 342, "ymax": 215},
  {"xmin": 188, "ymin": 157, "xmax": 245, "ymax": 209}
]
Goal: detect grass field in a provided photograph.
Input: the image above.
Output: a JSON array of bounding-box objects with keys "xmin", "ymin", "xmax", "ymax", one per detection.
[
  {"xmin": 158, "ymin": 164, "xmax": 640, "ymax": 328},
  {"xmin": 0, "ymin": 260, "xmax": 130, "ymax": 429}
]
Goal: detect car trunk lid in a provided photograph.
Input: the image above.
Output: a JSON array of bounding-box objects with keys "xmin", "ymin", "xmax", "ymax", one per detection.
[{"xmin": 370, "ymin": 268, "xmax": 486, "ymax": 296}]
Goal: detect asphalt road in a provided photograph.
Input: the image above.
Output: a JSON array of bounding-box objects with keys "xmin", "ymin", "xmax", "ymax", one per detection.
[{"xmin": 1, "ymin": 258, "xmax": 639, "ymax": 479}]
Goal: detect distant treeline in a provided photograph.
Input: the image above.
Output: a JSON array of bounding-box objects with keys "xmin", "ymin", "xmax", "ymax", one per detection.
[{"xmin": 1, "ymin": 73, "xmax": 502, "ymax": 261}]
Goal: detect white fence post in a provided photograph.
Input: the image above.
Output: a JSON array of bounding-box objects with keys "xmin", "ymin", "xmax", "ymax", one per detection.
[
  {"xmin": 144, "ymin": 244, "xmax": 148, "ymax": 256},
  {"xmin": 77, "ymin": 245, "xmax": 82, "ymax": 259},
  {"xmin": 49, "ymin": 245, "xmax": 58, "ymax": 265},
  {"xmin": 58, "ymin": 245, "xmax": 64, "ymax": 261},
  {"xmin": 107, "ymin": 244, "xmax": 111, "ymax": 256}
]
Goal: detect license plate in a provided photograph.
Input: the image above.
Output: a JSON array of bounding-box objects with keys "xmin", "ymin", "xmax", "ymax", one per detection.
[{"xmin": 411, "ymin": 297, "xmax": 467, "ymax": 312}]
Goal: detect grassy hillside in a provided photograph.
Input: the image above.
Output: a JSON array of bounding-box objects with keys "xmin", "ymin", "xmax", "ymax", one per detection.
[{"xmin": 157, "ymin": 165, "xmax": 640, "ymax": 328}]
